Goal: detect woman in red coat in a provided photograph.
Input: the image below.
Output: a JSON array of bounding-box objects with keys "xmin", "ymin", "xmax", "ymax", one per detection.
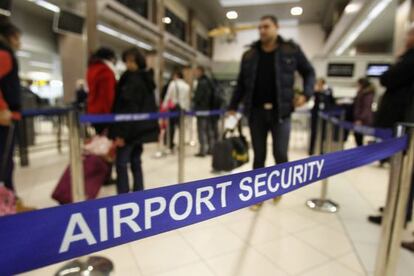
[{"xmin": 87, "ymin": 47, "xmax": 117, "ymax": 135}]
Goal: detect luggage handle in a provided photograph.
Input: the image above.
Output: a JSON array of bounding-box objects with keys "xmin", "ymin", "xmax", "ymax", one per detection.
[{"xmin": 222, "ymin": 120, "xmax": 245, "ymax": 140}]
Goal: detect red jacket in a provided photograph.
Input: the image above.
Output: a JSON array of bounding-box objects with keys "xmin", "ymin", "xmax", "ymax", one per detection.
[{"xmin": 87, "ymin": 61, "xmax": 116, "ymax": 114}]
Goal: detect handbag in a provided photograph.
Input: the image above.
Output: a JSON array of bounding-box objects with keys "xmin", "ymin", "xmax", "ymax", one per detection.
[{"xmin": 212, "ymin": 123, "xmax": 249, "ymax": 172}]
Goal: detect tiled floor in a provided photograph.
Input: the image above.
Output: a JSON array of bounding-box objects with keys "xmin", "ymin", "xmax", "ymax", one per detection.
[{"xmin": 13, "ymin": 123, "xmax": 414, "ymax": 276}]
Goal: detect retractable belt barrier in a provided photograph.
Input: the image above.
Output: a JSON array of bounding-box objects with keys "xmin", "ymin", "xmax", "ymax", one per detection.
[
  {"xmin": 21, "ymin": 107, "xmax": 72, "ymax": 118},
  {"xmin": 0, "ymin": 134, "xmax": 408, "ymax": 274}
]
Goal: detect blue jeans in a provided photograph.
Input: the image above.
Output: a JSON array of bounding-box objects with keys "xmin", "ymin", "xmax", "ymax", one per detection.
[{"xmin": 116, "ymin": 143, "xmax": 144, "ymax": 194}]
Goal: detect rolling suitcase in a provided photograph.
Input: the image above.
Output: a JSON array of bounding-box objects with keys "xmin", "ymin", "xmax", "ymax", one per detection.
[{"xmin": 52, "ymin": 154, "xmax": 111, "ymax": 204}]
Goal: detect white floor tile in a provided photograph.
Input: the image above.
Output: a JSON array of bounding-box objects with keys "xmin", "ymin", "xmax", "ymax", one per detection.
[
  {"xmin": 154, "ymin": 262, "xmax": 214, "ymax": 276},
  {"xmin": 298, "ymin": 261, "xmax": 362, "ymax": 276},
  {"xmin": 254, "ymin": 236, "xmax": 330, "ymax": 275}
]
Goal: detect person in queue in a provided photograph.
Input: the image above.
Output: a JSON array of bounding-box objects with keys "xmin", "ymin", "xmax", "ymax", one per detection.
[
  {"xmin": 368, "ymin": 24, "xmax": 414, "ymax": 252},
  {"xmin": 87, "ymin": 47, "xmax": 117, "ymax": 135},
  {"xmin": 0, "ymin": 21, "xmax": 22, "ymax": 195},
  {"xmin": 309, "ymin": 78, "xmax": 335, "ymax": 155},
  {"xmin": 193, "ymin": 66, "xmax": 215, "ymax": 157},
  {"xmin": 162, "ymin": 67, "xmax": 190, "ymax": 152},
  {"xmin": 227, "ymin": 15, "xmax": 315, "ymax": 208},
  {"xmin": 352, "ymin": 77, "xmax": 375, "ymax": 146},
  {"xmin": 109, "ymin": 47, "xmax": 159, "ymax": 194}
]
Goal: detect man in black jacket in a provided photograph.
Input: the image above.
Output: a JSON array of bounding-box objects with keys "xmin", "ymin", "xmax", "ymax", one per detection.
[
  {"xmin": 369, "ymin": 26, "xmax": 414, "ymax": 252},
  {"xmin": 193, "ymin": 66, "xmax": 214, "ymax": 157},
  {"xmin": 228, "ymin": 15, "xmax": 315, "ymax": 171}
]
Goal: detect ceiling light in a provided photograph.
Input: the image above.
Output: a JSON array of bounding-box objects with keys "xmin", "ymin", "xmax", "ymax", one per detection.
[
  {"xmin": 345, "ymin": 3, "xmax": 362, "ymax": 14},
  {"xmin": 0, "ymin": 8, "xmax": 11, "ymax": 16},
  {"xmin": 290, "ymin": 6, "xmax": 303, "ymax": 16},
  {"xmin": 27, "ymin": 71, "xmax": 51, "ymax": 81},
  {"xmin": 97, "ymin": 24, "xmax": 153, "ymax": 51},
  {"xmin": 163, "ymin": 52, "xmax": 189, "ymax": 66},
  {"xmin": 162, "ymin": 17, "xmax": 172, "ymax": 24},
  {"xmin": 335, "ymin": 0, "xmax": 392, "ymax": 55},
  {"xmin": 28, "ymin": 0, "xmax": 60, "ymax": 13},
  {"xmin": 220, "ymin": 0, "xmax": 300, "ymax": 7},
  {"xmin": 226, "ymin": 11, "xmax": 238, "ymax": 20},
  {"xmin": 29, "ymin": 61, "xmax": 53, "ymax": 69},
  {"xmin": 16, "ymin": 51, "xmax": 32, "ymax": 58}
]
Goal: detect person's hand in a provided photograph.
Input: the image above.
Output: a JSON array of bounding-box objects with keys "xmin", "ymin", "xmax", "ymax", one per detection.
[
  {"xmin": 0, "ymin": 109, "xmax": 12, "ymax": 126},
  {"xmin": 294, "ymin": 95, "xmax": 307, "ymax": 108},
  {"xmin": 114, "ymin": 137, "xmax": 125, "ymax": 147}
]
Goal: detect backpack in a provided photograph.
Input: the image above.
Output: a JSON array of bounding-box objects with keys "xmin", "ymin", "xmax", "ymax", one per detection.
[{"xmin": 208, "ymin": 79, "xmax": 226, "ymax": 110}]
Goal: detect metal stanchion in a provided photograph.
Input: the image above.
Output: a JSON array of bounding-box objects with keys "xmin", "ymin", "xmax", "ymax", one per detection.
[
  {"xmin": 374, "ymin": 124, "xmax": 414, "ymax": 276},
  {"xmin": 178, "ymin": 111, "xmax": 185, "ymax": 183},
  {"xmin": 306, "ymin": 117, "xmax": 339, "ymax": 213},
  {"xmin": 56, "ymin": 110, "xmax": 113, "ymax": 276},
  {"xmin": 57, "ymin": 114, "xmax": 63, "ymax": 154},
  {"xmin": 338, "ymin": 111, "xmax": 346, "ymax": 151},
  {"xmin": 18, "ymin": 118, "xmax": 29, "ymax": 167}
]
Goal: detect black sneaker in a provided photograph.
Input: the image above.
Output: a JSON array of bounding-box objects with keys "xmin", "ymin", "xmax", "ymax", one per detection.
[
  {"xmin": 368, "ymin": 215, "xmax": 382, "ymax": 225},
  {"xmin": 195, "ymin": 153, "xmax": 206, "ymax": 158}
]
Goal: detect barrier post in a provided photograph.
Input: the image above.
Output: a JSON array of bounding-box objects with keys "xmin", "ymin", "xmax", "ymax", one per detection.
[
  {"xmin": 374, "ymin": 124, "xmax": 414, "ymax": 276},
  {"xmin": 306, "ymin": 116, "xmax": 339, "ymax": 213},
  {"xmin": 57, "ymin": 109, "xmax": 113, "ymax": 275},
  {"xmin": 57, "ymin": 113, "xmax": 63, "ymax": 154},
  {"xmin": 17, "ymin": 118, "xmax": 29, "ymax": 167},
  {"xmin": 338, "ymin": 111, "xmax": 346, "ymax": 151},
  {"xmin": 178, "ymin": 111, "xmax": 185, "ymax": 183},
  {"xmin": 67, "ymin": 110, "xmax": 85, "ymax": 202}
]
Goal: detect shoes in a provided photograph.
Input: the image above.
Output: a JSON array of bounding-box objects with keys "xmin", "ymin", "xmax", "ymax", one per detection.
[
  {"xmin": 195, "ymin": 153, "xmax": 206, "ymax": 158},
  {"xmin": 379, "ymin": 207, "xmax": 384, "ymax": 213},
  {"xmin": 103, "ymin": 178, "xmax": 116, "ymax": 186},
  {"xmin": 250, "ymin": 202, "xmax": 263, "ymax": 211},
  {"xmin": 368, "ymin": 215, "xmax": 382, "ymax": 225},
  {"xmin": 402, "ymin": 241, "xmax": 414, "ymax": 253}
]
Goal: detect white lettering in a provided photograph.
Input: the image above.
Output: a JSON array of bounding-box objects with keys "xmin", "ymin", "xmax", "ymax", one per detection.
[
  {"xmin": 59, "ymin": 213, "xmax": 97, "ymax": 253},
  {"xmin": 254, "ymin": 173, "xmax": 267, "ymax": 197},
  {"xmin": 113, "ymin": 203, "xmax": 141, "ymax": 238},
  {"xmin": 267, "ymin": 170, "xmax": 280, "ymax": 193},
  {"xmin": 99, "ymin": 208, "xmax": 108, "ymax": 242},
  {"xmin": 292, "ymin": 165, "xmax": 304, "ymax": 186},
  {"xmin": 316, "ymin": 159, "xmax": 325, "ymax": 178},
  {"xmin": 216, "ymin": 181, "xmax": 232, "ymax": 208},
  {"xmin": 239, "ymin": 177, "xmax": 253, "ymax": 201},
  {"xmin": 196, "ymin": 186, "xmax": 215, "ymax": 215},
  {"xmin": 281, "ymin": 168, "xmax": 292, "ymax": 189},
  {"xmin": 145, "ymin": 197, "xmax": 167, "ymax": 230},
  {"xmin": 169, "ymin": 192, "xmax": 193, "ymax": 221}
]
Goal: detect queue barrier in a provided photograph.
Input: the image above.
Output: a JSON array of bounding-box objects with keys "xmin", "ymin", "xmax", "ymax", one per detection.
[
  {"xmin": 3, "ymin": 109, "xmax": 413, "ymax": 276},
  {"xmin": 0, "ymin": 133, "xmax": 408, "ymax": 274}
]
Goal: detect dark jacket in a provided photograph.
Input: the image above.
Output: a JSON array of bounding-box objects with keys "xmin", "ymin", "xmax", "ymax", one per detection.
[
  {"xmin": 109, "ymin": 70, "xmax": 159, "ymax": 144},
  {"xmin": 375, "ymin": 48, "xmax": 414, "ymax": 128},
  {"xmin": 312, "ymin": 87, "xmax": 335, "ymax": 115},
  {"xmin": 0, "ymin": 40, "xmax": 21, "ymax": 112},
  {"xmin": 229, "ymin": 36, "xmax": 315, "ymax": 119},
  {"xmin": 193, "ymin": 75, "xmax": 212, "ymax": 111},
  {"xmin": 354, "ymin": 85, "xmax": 375, "ymax": 126}
]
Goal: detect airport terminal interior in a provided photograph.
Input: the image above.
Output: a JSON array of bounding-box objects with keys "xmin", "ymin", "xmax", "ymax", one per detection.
[{"xmin": 1, "ymin": 0, "xmax": 414, "ymax": 275}]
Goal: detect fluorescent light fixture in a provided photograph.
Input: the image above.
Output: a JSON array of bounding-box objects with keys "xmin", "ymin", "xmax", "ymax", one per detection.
[
  {"xmin": 97, "ymin": 24, "xmax": 153, "ymax": 51},
  {"xmin": 226, "ymin": 11, "xmax": 238, "ymax": 20},
  {"xmin": 27, "ymin": 71, "xmax": 51, "ymax": 80},
  {"xmin": 345, "ymin": 3, "xmax": 362, "ymax": 14},
  {"xmin": 16, "ymin": 51, "xmax": 32, "ymax": 58},
  {"xmin": 220, "ymin": 0, "xmax": 300, "ymax": 7},
  {"xmin": 290, "ymin": 6, "xmax": 303, "ymax": 16},
  {"xmin": 0, "ymin": 8, "xmax": 11, "ymax": 16},
  {"xmin": 162, "ymin": 17, "xmax": 172, "ymax": 24},
  {"xmin": 28, "ymin": 0, "xmax": 60, "ymax": 13},
  {"xmin": 335, "ymin": 0, "xmax": 392, "ymax": 56},
  {"xmin": 30, "ymin": 61, "xmax": 53, "ymax": 69},
  {"xmin": 163, "ymin": 52, "xmax": 188, "ymax": 66},
  {"xmin": 50, "ymin": 80, "xmax": 63, "ymax": 87}
]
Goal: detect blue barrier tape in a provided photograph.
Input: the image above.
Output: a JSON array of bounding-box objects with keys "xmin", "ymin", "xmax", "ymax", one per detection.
[
  {"xmin": 0, "ymin": 136, "xmax": 408, "ymax": 275},
  {"xmin": 22, "ymin": 108, "xmax": 72, "ymax": 118},
  {"xmin": 185, "ymin": 110, "xmax": 226, "ymax": 117},
  {"xmin": 80, "ymin": 111, "xmax": 180, "ymax": 124}
]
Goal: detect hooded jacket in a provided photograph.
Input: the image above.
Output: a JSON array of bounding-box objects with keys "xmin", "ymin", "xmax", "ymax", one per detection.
[
  {"xmin": 0, "ymin": 38, "xmax": 20, "ymax": 113},
  {"xmin": 229, "ymin": 36, "xmax": 315, "ymax": 119}
]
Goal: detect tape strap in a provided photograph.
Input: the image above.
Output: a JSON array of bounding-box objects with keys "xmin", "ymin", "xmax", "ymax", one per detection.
[
  {"xmin": 80, "ymin": 111, "xmax": 180, "ymax": 124},
  {"xmin": 0, "ymin": 136, "xmax": 407, "ymax": 275},
  {"xmin": 22, "ymin": 108, "xmax": 72, "ymax": 117}
]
